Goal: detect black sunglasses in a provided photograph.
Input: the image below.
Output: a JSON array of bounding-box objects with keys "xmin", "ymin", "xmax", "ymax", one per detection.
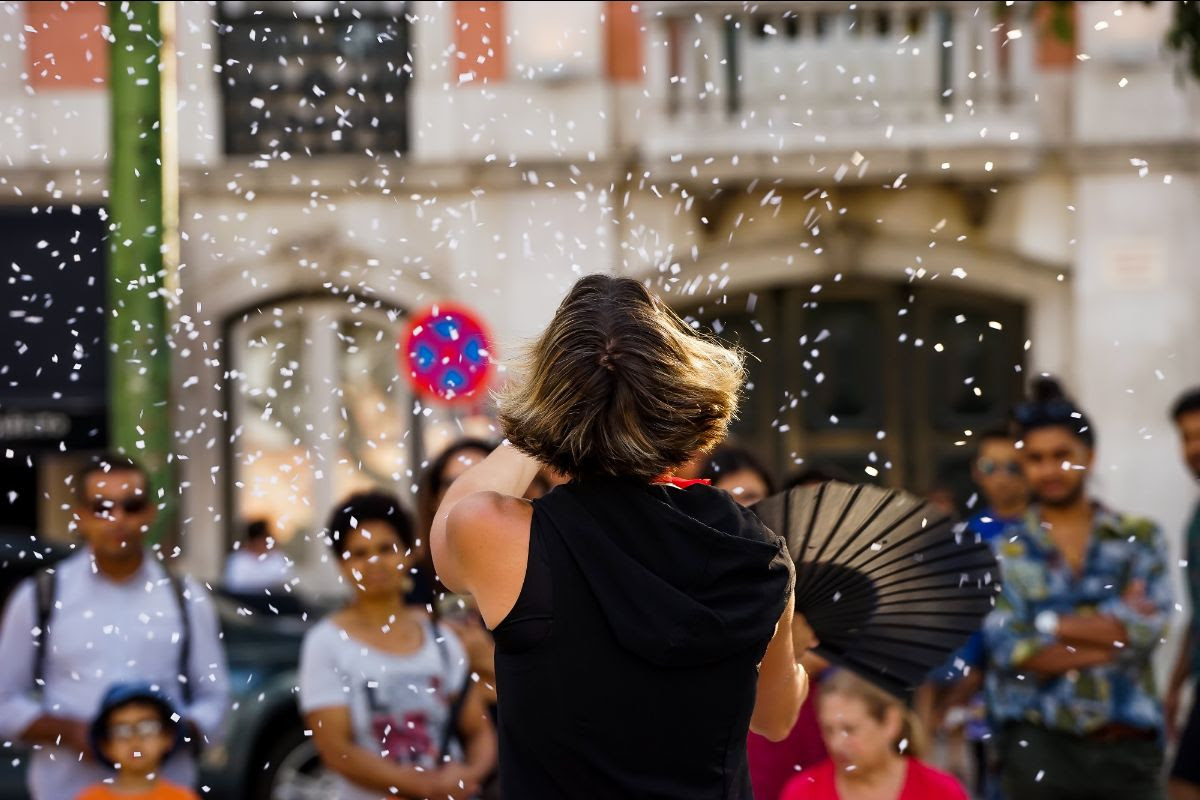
[
  {"xmin": 976, "ymin": 458, "xmax": 1022, "ymax": 477},
  {"xmin": 90, "ymin": 497, "xmax": 151, "ymax": 516}
]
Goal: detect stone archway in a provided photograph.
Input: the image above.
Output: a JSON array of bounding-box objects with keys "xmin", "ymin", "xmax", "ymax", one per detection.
[{"xmin": 172, "ymin": 225, "xmax": 440, "ymax": 581}]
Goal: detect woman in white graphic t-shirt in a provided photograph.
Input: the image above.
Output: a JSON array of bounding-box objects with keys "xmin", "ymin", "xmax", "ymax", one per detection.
[{"xmin": 299, "ymin": 492, "xmax": 497, "ymax": 800}]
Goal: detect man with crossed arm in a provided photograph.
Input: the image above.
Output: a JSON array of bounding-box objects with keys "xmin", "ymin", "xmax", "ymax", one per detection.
[{"xmin": 985, "ymin": 378, "xmax": 1172, "ymax": 800}]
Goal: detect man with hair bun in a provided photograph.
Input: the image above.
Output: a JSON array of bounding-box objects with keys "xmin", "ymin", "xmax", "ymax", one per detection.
[{"xmin": 984, "ymin": 377, "xmax": 1173, "ymax": 800}]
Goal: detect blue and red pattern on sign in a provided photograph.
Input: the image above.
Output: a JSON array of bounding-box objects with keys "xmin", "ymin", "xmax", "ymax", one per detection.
[{"xmin": 401, "ymin": 304, "xmax": 493, "ymax": 403}]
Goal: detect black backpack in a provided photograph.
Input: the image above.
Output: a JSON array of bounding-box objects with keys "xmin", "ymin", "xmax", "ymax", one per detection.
[{"xmin": 32, "ymin": 566, "xmax": 193, "ymax": 703}]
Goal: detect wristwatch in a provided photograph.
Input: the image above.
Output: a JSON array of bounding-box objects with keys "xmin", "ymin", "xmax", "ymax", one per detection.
[{"xmin": 1034, "ymin": 609, "xmax": 1061, "ymax": 637}]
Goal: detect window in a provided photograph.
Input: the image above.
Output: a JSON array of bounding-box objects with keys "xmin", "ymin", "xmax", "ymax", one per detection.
[
  {"xmin": 0, "ymin": 205, "xmax": 108, "ymax": 541},
  {"xmin": 217, "ymin": 1, "xmax": 412, "ymax": 156},
  {"xmin": 226, "ymin": 296, "xmax": 420, "ymax": 548}
]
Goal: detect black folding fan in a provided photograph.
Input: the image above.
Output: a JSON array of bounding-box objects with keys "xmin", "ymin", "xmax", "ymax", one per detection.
[{"xmin": 751, "ymin": 481, "xmax": 999, "ymax": 697}]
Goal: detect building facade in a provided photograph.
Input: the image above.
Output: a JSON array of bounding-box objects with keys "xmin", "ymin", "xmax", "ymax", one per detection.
[{"xmin": 1, "ymin": 2, "xmax": 1197, "ymax": 606}]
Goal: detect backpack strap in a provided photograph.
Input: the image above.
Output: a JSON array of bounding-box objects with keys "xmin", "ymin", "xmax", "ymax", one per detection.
[
  {"xmin": 30, "ymin": 566, "xmax": 193, "ymax": 705},
  {"xmin": 429, "ymin": 618, "xmax": 469, "ymax": 763},
  {"xmin": 33, "ymin": 568, "xmax": 57, "ymax": 689},
  {"xmin": 165, "ymin": 571, "xmax": 194, "ymax": 705}
]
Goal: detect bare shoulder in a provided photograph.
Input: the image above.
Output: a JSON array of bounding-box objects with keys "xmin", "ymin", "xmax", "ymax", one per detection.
[
  {"xmin": 448, "ymin": 491, "xmax": 532, "ymax": 542},
  {"xmin": 450, "ymin": 489, "xmax": 532, "ymax": 517},
  {"xmin": 446, "ymin": 491, "xmax": 534, "ymax": 627},
  {"xmin": 446, "ymin": 491, "xmax": 533, "ymax": 572}
]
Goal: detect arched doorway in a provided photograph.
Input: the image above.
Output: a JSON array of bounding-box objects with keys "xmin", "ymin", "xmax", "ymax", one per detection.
[
  {"xmin": 685, "ymin": 279, "xmax": 1027, "ymax": 507},
  {"xmin": 222, "ymin": 293, "xmax": 420, "ymax": 560}
]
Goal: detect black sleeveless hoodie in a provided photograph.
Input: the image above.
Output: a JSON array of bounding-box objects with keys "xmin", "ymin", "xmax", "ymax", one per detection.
[{"xmin": 492, "ymin": 477, "xmax": 795, "ymax": 800}]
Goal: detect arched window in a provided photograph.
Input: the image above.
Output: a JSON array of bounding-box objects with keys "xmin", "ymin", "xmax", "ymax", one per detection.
[{"xmin": 224, "ymin": 294, "xmax": 420, "ymax": 553}]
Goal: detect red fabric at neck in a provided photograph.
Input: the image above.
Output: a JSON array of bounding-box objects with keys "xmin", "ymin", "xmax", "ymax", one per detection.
[{"xmin": 661, "ymin": 477, "xmax": 712, "ymax": 489}]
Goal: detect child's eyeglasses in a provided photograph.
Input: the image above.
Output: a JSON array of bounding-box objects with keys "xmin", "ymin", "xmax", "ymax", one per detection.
[
  {"xmin": 976, "ymin": 458, "xmax": 1022, "ymax": 477},
  {"xmin": 91, "ymin": 498, "xmax": 150, "ymax": 516},
  {"xmin": 108, "ymin": 720, "xmax": 165, "ymax": 740}
]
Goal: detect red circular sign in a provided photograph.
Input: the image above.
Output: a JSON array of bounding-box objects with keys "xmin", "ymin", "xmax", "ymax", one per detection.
[{"xmin": 400, "ymin": 304, "xmax": 494, "ymax": 404}]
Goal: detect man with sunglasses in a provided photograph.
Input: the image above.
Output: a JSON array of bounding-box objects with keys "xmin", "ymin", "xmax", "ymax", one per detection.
[
  {"xmin": 968, "ymin": 429, "xmax": 1030, "ymax": 542},
  {"xmin": 921, "ymin": 429, "xmax": 1029, "ymax": 799},
  {"xmin": 0, "ymin": 453, "xmax": 229, "ymax": 800},
  {"xmin": 984, "ymin": 377, "xmax": 1173, "ymax": 800}
]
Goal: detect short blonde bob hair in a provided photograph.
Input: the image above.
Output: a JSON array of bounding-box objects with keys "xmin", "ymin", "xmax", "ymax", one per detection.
[
  {"xmin": 820, "ymin": 670, "xmax": 929, "ymax": 760},
  {"xmin": 498, "ymin": 274, "xmax": 744, "ymax": 482}
]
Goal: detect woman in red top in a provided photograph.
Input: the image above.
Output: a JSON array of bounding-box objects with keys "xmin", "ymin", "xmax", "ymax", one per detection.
[{"xmin": 781, "ymin": 670, "xmax": 967, "ymax": 800}]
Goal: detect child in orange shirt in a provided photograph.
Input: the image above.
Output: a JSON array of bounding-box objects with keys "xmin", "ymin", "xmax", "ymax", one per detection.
[{"xmin": 77, "ymin": 683, "xmax": 198, "ymax": 800}]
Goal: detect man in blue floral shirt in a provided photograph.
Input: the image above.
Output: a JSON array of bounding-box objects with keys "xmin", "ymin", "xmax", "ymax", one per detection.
[{"xmin": 985, "ymin": 377, "xmax": 1172, "ymax": 800}]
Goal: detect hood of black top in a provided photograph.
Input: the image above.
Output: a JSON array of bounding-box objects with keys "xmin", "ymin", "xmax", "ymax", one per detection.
[{"xmin": 542, "ymin": 478, "xmax": 795, "ymax": 668}]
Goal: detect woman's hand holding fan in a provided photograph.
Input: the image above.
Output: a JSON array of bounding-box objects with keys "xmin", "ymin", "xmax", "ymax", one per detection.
[{"xmin": 752, "ymin": 481, "xmax": 999, "ymax": 697}]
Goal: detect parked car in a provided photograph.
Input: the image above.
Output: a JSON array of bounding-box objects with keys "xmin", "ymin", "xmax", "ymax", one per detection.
[
  {"xmin": 0, "ymin": 531, "xmax": 337, "ymax": 800},
  {"xmin": 199, "ymin": 586, "xmax": 339, "ymax": 800}
]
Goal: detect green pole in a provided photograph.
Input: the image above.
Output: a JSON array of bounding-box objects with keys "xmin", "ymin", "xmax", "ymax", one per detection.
[{"xmin": 108, "ymin": 1, "xmax": 174, "ymax": 544}]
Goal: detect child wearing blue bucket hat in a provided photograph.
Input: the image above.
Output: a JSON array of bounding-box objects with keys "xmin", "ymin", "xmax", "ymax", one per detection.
[{"xmin": 76, "ymin": 682, "xmax": 197, "ymax": 800}]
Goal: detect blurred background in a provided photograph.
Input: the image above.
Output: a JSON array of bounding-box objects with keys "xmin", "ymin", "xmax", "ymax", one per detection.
[
  {"xmin": 3, "ymin": 0, "xmax": 1196, "ymax": 594},
  {"xmin": 2, "ymin": 2, "xmax": 1199, "ymax": 797}
]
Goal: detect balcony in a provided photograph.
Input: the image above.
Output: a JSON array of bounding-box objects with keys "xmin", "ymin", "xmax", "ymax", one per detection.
[
  {"xmin": 216, "ymin": 1, "xmax": 411, "ymax": 158},
  {"xmin": 635, "ymin": 2, "xmax": 1043, "ymax": 179}
]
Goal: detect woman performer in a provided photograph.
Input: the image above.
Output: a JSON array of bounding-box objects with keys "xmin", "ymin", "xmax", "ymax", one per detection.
[{"xmin": 431, "ymin": 274, "xmax": 813, "ymax": 799}]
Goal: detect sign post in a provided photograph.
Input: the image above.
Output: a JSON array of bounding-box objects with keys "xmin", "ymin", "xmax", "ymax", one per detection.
[{"xmin": 400, "ymin": 304, "xmax": 495, "ymax": 404}]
